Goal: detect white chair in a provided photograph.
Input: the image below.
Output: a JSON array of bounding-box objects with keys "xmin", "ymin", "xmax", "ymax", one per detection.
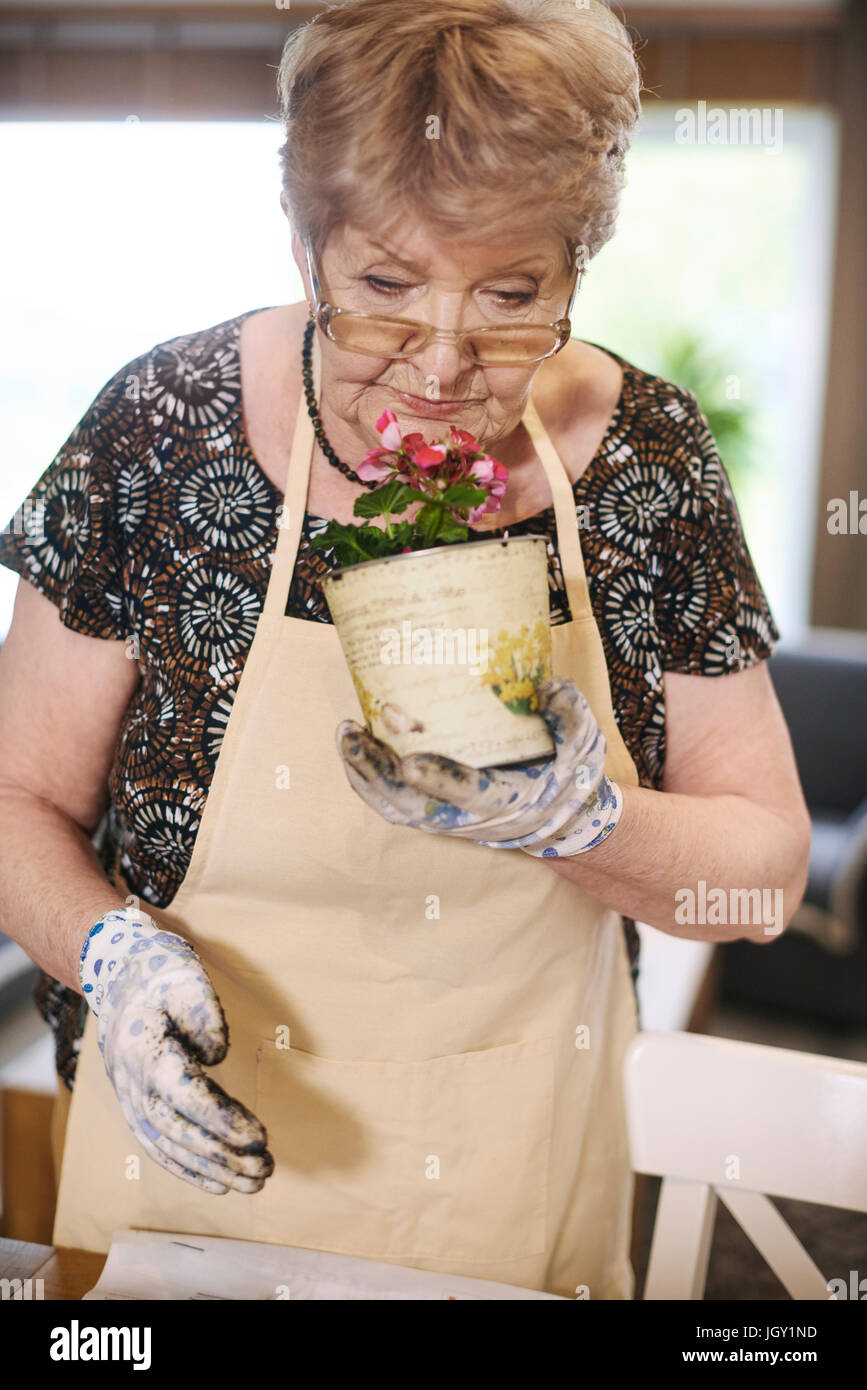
[
  {"xmin": 624, "ymin": 1030, "xmax": 867, "ymax": 1299},
  {"xmin": 634, "ymin": 922, "xmax": 715, "ymax": 1031}
]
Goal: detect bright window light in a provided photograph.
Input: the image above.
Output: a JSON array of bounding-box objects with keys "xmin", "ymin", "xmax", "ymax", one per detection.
[{"xmin": 0, "ymin": 112, "xmax": 838, "ymax": 640}]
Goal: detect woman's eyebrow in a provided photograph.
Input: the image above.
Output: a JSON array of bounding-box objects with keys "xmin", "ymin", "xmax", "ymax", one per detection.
[
  {"xmin": 362, "ymin": 241, "xmax": 549, "ymax": 279},
  {"xmin": 363, "ymin": 241, "xmax": 423, "ymax": 272}
]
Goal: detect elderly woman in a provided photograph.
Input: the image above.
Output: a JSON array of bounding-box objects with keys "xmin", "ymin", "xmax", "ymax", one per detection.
[{"xmin": 0, "ymin": 0, "xmax": 808, "ymax": 1299}]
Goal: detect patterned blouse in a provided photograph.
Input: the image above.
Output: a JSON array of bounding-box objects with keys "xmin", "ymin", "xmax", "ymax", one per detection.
[{"xmin": 0, "ymin": 307, "xmax": 779, "ymax": 1089}]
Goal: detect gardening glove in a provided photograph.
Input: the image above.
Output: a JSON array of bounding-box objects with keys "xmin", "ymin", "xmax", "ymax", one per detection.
[
  {"xmin": 336, "ymin": 676, "xmax": 623, "ymax": 857},
  {"xmin": 80, "ymin": 907, "xmax": 274, "ymax": 1194}
]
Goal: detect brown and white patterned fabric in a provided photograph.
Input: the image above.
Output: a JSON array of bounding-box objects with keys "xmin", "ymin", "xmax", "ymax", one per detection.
[{"xmin": 0, "ymin": 307, "xmax": 780, "ymax": 1088}]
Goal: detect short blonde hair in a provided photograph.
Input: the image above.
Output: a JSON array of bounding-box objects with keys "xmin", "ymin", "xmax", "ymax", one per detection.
[{"xmin": 277, "ymin": 0, "xmax": 642, "ymax": 269}]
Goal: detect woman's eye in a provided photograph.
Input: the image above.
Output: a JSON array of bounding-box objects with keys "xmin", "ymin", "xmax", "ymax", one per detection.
[
  {"xmin": 364, "ymin": 276, "xmax": 408, "ymax": 295},
  {"xmin": 489, "ymin": 290, "xmax": 535, "ymax": 307},
  {"xmin": 363, "ymin": 277, "xmax": 533, "ymax": 305}
]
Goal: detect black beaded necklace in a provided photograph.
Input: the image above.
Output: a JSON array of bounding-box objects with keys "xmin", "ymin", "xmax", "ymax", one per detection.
[{"xmin": 301, "ymin": 316, "xmax": 380, "ymax": 491}]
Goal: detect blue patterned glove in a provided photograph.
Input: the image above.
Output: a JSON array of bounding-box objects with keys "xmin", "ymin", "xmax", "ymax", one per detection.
[
  {"xmin": 336, "ymin": 676, "xmax": 623, "ymax": 857},
  {"xmin": 80, "ymin": 908, "xmax": 274, "ymax": 1194}
]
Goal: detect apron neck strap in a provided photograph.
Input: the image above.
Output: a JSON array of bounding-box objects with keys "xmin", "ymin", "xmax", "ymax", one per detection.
[
  {"xmin": 520, "ymin": 396, "xmax": 593, "ymax": 622},
  {"xmin": 265, "ymin": 331, "xmax": 592, "ymax": 624}
]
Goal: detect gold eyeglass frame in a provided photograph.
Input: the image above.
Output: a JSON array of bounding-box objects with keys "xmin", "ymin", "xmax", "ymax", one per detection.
[{"xmin": 304, "ymin": 238, "xmax": 586, "ymax": 366}]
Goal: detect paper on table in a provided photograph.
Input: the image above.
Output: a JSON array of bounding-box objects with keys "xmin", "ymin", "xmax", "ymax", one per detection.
[{"xmin": 83, "ymin": 1230, "xmax": 567, "ymax": 1300}]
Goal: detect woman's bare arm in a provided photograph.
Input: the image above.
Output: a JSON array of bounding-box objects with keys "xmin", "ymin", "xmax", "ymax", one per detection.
[
  {"xmin": 544, "ymin": 662, "xmax": 812, "ymax": 943},
  {"xmin": 0, "ymin": 579, "xmax": 140, "ymax": 992}
]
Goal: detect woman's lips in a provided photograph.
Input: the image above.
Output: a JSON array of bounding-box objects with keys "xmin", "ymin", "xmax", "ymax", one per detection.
[{"xmin": 394, "ymin": 390, "xmax": 477, "ymax": 419}]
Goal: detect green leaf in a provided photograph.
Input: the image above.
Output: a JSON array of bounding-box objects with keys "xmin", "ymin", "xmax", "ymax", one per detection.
[
  {"xmin": 309, "ymin": 521, "xmax": 399, "ymax": 567},
  {"xmin": 308, "ymin": 521, "xmax": 358, "ymax": 553},
  {"xmin": 390, "ymin": 521, "xmax": 415, "ymax": 548},
  {"xmin": 412, "ymin": 502, "xmax": 447, "ymax": 547},
  {"xmin": 433, "ymin": 511, "xmax": 470, "ymax": 543},
  {"xmin": 441, "ymin": 482, "xmax": 487, "ymax": 508},
  {"xmin": 352, "ymin": 479, "xmax": 418, "ymax": 518}
]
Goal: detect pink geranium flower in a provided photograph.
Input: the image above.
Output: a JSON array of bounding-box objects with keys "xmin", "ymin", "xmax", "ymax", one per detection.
[
  {"xmin": 449, "ymin": 427, "xmax": 477, "ymax": 447},
  {"xmin": 312, "ymin": 412, "xmax": 511, "ymax": 567},
  {"xmin": 410, "ymin": 443, "xmax": 448, "ymax": 470},
  {"xmin": 490, "ymin": 460, "xmax": 509, "ymax": 496},
  {"xmin": 357, "ymin": 450, "xmax": 394, "ymax": 483},
  {"xmin": 468, "ymin": 454, "xmax": 497, "ymax": 485},
  {"xmin": 375, "ymin": 409, "xmax": 403, "ymax": 453}
]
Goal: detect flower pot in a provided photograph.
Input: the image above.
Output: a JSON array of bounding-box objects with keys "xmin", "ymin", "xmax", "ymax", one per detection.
[{"xmin": 321, "ymin": 534, "xmax": 555, "ymax": 768}]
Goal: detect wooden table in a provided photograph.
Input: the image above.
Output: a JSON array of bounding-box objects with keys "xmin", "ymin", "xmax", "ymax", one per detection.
[{"xmin": 0, "ymin": 1236, "xmax": 105, "ymax": 1299}]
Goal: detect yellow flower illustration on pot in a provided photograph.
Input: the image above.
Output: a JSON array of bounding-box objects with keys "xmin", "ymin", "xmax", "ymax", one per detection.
[
  {"xmin": 351, "ymin": 672, "xmax": 382, "ymax": 729},
  {"xmin": 480, "ymin": 620, "xmax": 552, "ymax": 715}
]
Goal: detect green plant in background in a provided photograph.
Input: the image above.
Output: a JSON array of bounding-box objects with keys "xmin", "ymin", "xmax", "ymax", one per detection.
[{"xmin": 650, "ymin": 328, "xmax": 758, "ymax": 498}]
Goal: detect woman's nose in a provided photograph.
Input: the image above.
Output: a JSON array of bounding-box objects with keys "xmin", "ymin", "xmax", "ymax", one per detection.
[
  {"xmin": 401, "ymin": 288, "xmax": 478, "ymax": 391},
  {"xmin": 407, "ymin": 331, "xmax": 476, "ymax": 395}
]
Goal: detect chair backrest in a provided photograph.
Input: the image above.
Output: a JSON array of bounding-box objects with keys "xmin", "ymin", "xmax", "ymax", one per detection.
[
  {"xmin": 624, "ymin": 1031, "xmax": 867, "ymax": 1299},
  {"xmin": 769, "ymin": 632, "xmax": 867, "ymax": 817}
]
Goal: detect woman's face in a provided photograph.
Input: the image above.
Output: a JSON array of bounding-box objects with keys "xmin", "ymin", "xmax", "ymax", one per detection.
[{"xmin": 292, "ymin": 218, "xmax": 575, "ymax": 454}]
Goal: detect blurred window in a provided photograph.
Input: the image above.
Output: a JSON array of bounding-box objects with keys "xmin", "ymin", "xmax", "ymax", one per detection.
[{"xmin": 0, "ymin": 109, "xmax": 839, "ymax": 639}]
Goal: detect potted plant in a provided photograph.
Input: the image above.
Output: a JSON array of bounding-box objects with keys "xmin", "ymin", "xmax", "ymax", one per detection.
[{"xmin": 313, "ymin": 411, "xmax": 555, "ymax": 769}]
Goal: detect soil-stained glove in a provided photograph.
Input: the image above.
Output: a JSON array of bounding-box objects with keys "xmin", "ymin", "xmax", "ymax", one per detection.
[
  {"xmin": 80, "ymin": 908, "xmax": 274, "ymax": 1194},
  {"xmin": 336, "ymin": 676, "xmax": 623, "ymax": 857}
]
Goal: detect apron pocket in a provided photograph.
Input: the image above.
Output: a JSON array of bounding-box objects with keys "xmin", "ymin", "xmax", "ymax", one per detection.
[{"xmin": 254, "ymin": 1034, "xmax": 554, "ymax": 1263}]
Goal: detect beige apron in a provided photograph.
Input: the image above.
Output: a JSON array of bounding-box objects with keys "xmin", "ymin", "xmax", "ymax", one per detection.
[{"xmin": 53, "ymin": 334, "xmax": 641, "ymax": 1299}]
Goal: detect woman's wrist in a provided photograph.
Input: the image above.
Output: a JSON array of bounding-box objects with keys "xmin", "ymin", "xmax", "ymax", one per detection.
[
  {"xmin": 521, "ymin": 776, "xmax": 624, "ymax": 858},
  {"xmin": 79, "ymin": 905, "xmax": 162, "ymax": 1017}
]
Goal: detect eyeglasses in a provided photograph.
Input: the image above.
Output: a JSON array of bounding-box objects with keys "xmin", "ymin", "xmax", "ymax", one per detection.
[{"xmin": 304, "ymin": 239, "xmax": 585, "ymax": 367}]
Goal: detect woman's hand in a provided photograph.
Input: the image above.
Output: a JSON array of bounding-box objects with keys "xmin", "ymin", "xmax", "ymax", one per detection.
[
  {"xmin": 80, "ymin": 910, "xmax": 274, "ymax": 1194},
  {"xmin": 336, "ymin": 676, "xmax": 623, "ymax": 857}
]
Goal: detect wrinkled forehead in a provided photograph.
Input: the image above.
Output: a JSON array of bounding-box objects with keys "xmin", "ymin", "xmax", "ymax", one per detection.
[{"xmin": 318, "ymin": 220, "xmax": 576, "ymax": 282}]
